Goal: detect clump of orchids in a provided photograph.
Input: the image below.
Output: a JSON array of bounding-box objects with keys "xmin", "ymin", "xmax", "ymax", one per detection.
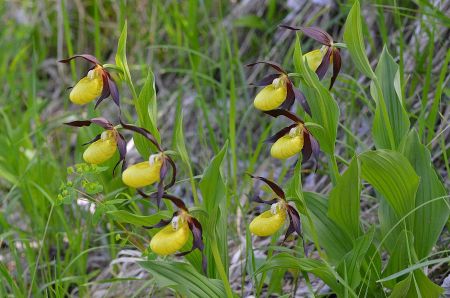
[
  {"xmin": 247, "ymin": 26, "xmax": 342, "ymax": 246},
  {"xmin": 60, "ymin": 54, "xmax": 205, "ymax": 265}
]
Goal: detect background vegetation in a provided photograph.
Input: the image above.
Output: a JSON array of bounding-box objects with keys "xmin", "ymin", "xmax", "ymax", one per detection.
[{"xmin": 0, "ymin": 0, "xmax": 449, "ymax": 297}]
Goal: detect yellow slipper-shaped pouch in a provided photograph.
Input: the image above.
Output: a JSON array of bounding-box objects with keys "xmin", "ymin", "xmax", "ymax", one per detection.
[
  {"xmin": 83, "ymin": 131, "xmax": 117, "ymax": 164},
  {"xmin": 253, "ymin": 77, "xmax": 288, "ymax": 111},
  {"xmin": 122, "ymin": 154, "xmax": 163, "ymax": 188},
  {"xmin": 150, "ymin": 221, "xmax": 190, "ymax": 255},
  {"xmin": 249, "ymin": 209, "xmax": 286, "ymax": 237},
  {"xmin": 70, "ymin": 66, "xmax": 103, "ymax": 105}
]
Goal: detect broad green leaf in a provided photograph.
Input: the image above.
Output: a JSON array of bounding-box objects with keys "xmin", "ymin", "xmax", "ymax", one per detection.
[
  {"xmin": 380, "ymin": 255, "xmax": 450, "ymax": 282},
  {"xmin": 304, "ymin": 192, "xmax": 352, "ymax": 263},
  {"xmin": 371, "ymin": 46, "xmax": 410, "ymax": 149},
  {"xmin": 337, "ymin": 228, "xmax": 374, "ymax": 289},
  {"xmin": 343, "ymin": 0, "xmax": 375, "ymax": 79},
  {"xmin": 139, "ymin": 260, "xmax": 226, "ymax": 297},
  {"xmin": 388, "ymin": 271, "xmax": 443, "ymax": 298},
  {"xmin": 199, "ymin": 142, "xmax": 228, "ymax": 277},
  {"xmin": 106, "ymin": 210, "xmax": 171, "ymax": 226},
  {"xmin": 293, "ymin": 35, "xmax": 340, "ymax": 155},
  {"xmin": 400, "ymin": 130, "xmax": 449, "ymax": 258},
  {"xmin": 381, "ymin": 230, "xmax": 415, "ymax": 289},
  {"xmin": 328, "ymin": 157, "xmax": 361, "ymax": 239},
  {"xmin": 285, "ymin": 158, "xmax": 306, "ymax": 214},
  {"xmin": 133, "ymin": 71, "xmax": 160, "ymax": 158},
  {"xmin": 358, "ymin": 150, "xmax": 419, "ymax": 218},
  {"xmin": 254, "ymin": 253, "xmax": 345, "ymax": 297}
]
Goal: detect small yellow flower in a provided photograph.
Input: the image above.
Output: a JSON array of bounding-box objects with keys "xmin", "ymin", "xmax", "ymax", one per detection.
[
  {"xmin": 250, "ymin": 202, "xmax": 287, "ymax": 237},
  {"xmin": 150, "ymin": 213, "xmax": 190, "ymax": 256},
  {"xmin": 70, "ymin": 65, "xmax": 104, "ymax": 105},
  {"xmin": 249, "ymin": 175, "xmax": 302, "ymax": 242},
  {"xmin": 83, "ymin": 130, "xmax": 117, "ymax": 164},
  {"xmin": 270, "ymin": 124, "xmax": 304, "ymax": 159},
  {"xmin": 253, "ymin": 75, "xmax": 288, "ymax": 111},
  {"xmin": 122, "ymin": 153, "xmax": 163, "ymax": 188},
  {"xmin": 59, "ymin": 54, "xmax": 120, "ymax": 108}
]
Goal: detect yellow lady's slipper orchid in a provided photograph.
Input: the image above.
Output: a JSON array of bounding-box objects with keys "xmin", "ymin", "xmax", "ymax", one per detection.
[
  {"xmin": 150, "ymin": 214, "xmax": 190, "ymax": 255},
  {"xmin": 253, "ymin": 75, "xmax": 288, "ymax": 111},
  {"xmin": 270, "ymin": 124, "xmax": 304, "ymax": 159},
  {"xmin": 250, "ymin": 202, "xmax": 286, "ymax": 236},
  {"xmin": 70, "ymin": 65, "xmax": 104, "ymax": 105},
  {"xmin": 122, "ymin": 153, "xmax": 163, "ymax": 188},
  {"xmin": 83, "ymin": 130, "xmax": 117, "ymax": 164}
]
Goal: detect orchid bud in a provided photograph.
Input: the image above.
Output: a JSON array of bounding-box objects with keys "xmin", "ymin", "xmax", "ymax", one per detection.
[
  {"xmin": 70, "ymin": 65, "xmax": 104, "ymax": 105},
  {"xmin": 249, "ymin": 202, "xmax": 286, "ymax": 237},
  {"xmin": 253, "ymin": 75, "xmax": 288, "ymax": 111},
  {"xmin": 150, "ymin": 215, "xmax": 190, "ymax": 256},
  {"xmin": 121, "ymin": 153, "xmax": 163, "ymax": 188},
  {"xmin": 83, "ymin": 130, "xmax": 117, "ymax": 164},
  {"xmin": 270, "ymin": 124, "xmax": 304, "ymax": 159}
]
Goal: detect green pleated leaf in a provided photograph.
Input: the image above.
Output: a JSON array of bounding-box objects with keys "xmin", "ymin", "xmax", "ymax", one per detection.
[
  {"xmin": 139, "ymin": 260, "xmax": 226, "ymax": 297},
  {"xmin": 337, "ymin": 228, "xmax": 374, "ymax": 289},
  {"xmin": 343, "ymin": 0, "xmax": 375, "ymax": 79},
  {"xmin": 381, "ymin": 230, "xmax": 415, "ymax": 289},
  {"xmin": 371, "ymin": 46, "xmax": 410, "ymax": 149},
  {"xmin": 358, "ymin": 150, "xmax": 419, "ymax": 218},
  {"xmin": 293, "ymin": 35, "xmax": 340, "ymax": 155},
  {"xmin": 133, "ymin": 70, "xmax": 160, "ymax": 158},
  {"xmin": 400, "ymin": 130, "xmax": 449, "ymax": 259},
  {"xmin": 254, "ymin": 253, "xmax": 345, "ymax": 297},
  {"xmin": 106, "ymin": 210, "xmax": 171, "ymax": 226},
  {"xmin": 328, "ymin": 157, "xmax": 361, "ymax": 239},
  {"xmin": 199, "ymin": 142, "xmax": 229, "ymax": 277},
  {"xmin": 304, "ymin": 192, "xmax": 352, "ymax": 263},
  {"xmin": 388, "ymin": 270, "xmax": 443, "ymax": 298}
]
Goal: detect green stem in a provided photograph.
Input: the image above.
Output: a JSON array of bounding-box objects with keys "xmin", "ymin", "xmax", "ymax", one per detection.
[
  {"xmin": 211, "ymin": 240, "xmax": 233, "ymax": 298},
  {"xmin": 333, "ymin": 42, "xmax": 347, "ymax": 49},
  {"xmin": 328, "ymin": 152, "xmax": 340, "ymax": 185}
]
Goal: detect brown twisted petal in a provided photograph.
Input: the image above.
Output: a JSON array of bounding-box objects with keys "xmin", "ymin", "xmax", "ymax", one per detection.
[
  {"xmin": 246, "ymin": 61, "xmax": 287, "ymax": 74},
  {"xmin": 58, "ymin": 54, "xmax": 100, "ymax": 65},
  {"xmin": 279, "ymin": 25, "xmax": 332, "ymax": 46},
  {"xmin": 249, "ymin": 175, "xmax": 285, "ymax": 199},
  {"xmin": 330, "ymin": 48, "xmax": 342, "ymax": 89}
]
